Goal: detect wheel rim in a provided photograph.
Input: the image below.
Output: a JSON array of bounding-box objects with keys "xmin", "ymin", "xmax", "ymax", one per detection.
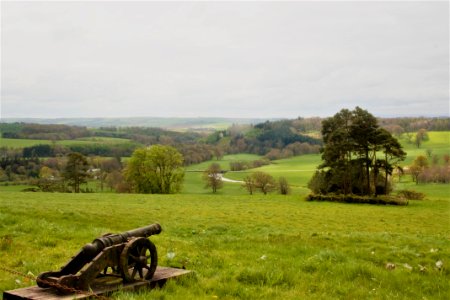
[{"xmin": 120, "ymin": 237, "xmax": 157, "ymax": 282}]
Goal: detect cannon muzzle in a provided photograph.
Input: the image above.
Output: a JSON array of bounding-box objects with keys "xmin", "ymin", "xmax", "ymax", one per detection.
[{"xmin": 83, "ymin": 223, "xmax": 162, "ymax": 257}]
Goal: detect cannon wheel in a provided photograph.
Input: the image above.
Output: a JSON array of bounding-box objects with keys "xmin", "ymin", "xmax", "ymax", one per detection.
[{"xmin": 120, "ymin": 237, "xmax": 157, "ymax": 283}]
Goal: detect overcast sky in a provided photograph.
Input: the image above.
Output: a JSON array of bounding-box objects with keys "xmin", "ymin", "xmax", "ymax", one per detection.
[{"xmin": 1, "ymin": 1, "xmax": 449, "ymax": 119}]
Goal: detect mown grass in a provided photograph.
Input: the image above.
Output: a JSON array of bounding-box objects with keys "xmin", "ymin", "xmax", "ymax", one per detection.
[{"xmin": 0, "ymin": 192, "xmax": 448, "ymax": 299}]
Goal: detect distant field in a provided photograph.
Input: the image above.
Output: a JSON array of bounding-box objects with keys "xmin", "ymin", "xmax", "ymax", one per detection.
[
  {"xmin": 1, "ymin": 117, "xmax": 268, "ymax": 129},
  {"xmin": 399, "ymin": 131, "xmax": 450, "ymax": 165},
  {"xmin": 185, "ymin": 153, "xmax": 262, "ymax": 172},
  {"xmin": 183, "ymin": 131, "xmax": 449, "ymax": 196},
  {"xmin": 0, "ymin": 192, "xmax": 448, "ymax": 299},
  {"xmin": 0, "ymin": 137, "xmax": 133, "ymax": 148},
  {"xmin": 0, "ymin": 131, "xmax": 448, "ymax": 197},
  {"xmin": 184, "ymin": 154, "xmax": 262, "ymax": 195}
]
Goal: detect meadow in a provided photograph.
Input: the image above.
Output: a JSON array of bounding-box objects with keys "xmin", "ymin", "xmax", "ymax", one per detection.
[
  {"xmin": 0, "ymin": 137, "xmax": 132, "ymax": 148},
  {"xmin": 0, "ymin": 192, "xmax": 449, "ymax": 300},
  {"xmin": 0, "ymin": 131, "xmax": 449, "ymax": 299}
]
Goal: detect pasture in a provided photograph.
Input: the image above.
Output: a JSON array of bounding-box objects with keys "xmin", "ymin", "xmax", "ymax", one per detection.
[
  {"xmin": 0, "ymin": 192, "xmax": 449, "ymax": 299},
  {"xmin": 0, "ymin": 132, "xmax": 449, "ymax": 299},
  {"xmin": 0, "ymin": 137, "xmax": 132, "ymax": 148}
]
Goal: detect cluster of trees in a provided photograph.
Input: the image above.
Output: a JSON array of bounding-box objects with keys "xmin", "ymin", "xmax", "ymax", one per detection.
[
  {"xmin": 124, "ymin": 145, "xmax": 184, "ymax": 194},
  {"xmin": 20, "ymin": 143, "xmax": 137, "ymax": 158},
  {"xmin": 380, "ymin": 117, "xmax": 450, "ymax": 134},
  {"xmin": 409, "ymin": 154, "xmax": 450, "ymax": 184},
  {"xmin": 308, "ymin": 107, "xmax": 406, "ymax": 196},
  {"xmin": 1, "ymin": 123, "xmax": 90, "ymax": 140},
  {"xmin": 205, "ymin": 120, "xmax": 322, "ymax": 159},
  {"xmin": 202, "ymin": 163, "xmax": 291, "ymax": 195},
  {"xmin": 178, "ymin": 144, "xmax": 216, "ymax": 165},
  {"xmin": 35, "ymin": 155, "xmax": 124, "ymax": 193},
  {"xmin": 1, "ymin": 119, "xmax": 326, "ymax": 170},
  {"xmin": 229, "ymin": 159, "xmax": 270, "ymax": 171},
  {"xmin": 242, "ymin": 172, "xmax": 290, "ymax": 195},
  {"xmin": 0, "ymin": 157, "xmax": 40, "ymax": 182},
  {"xmin": 2, "ymin": 112, "xmax": 448, "ymax": 197},
  {"xmin": 0, "ymin": 145, "xmax": 186, "ymax": 194}
]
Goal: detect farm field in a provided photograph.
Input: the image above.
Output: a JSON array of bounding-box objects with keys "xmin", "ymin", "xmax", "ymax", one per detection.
[
  {"xmin": 0, "ymin": 137, "xmax": 133, "ymax": 148},
  {"xmin": 0, "ymin": 192, "xmax": 448, "ymax": 299}
]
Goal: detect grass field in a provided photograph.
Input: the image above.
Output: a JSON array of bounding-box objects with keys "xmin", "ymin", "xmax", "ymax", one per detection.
[
  {"xmin": 399, "ymin": 131, "xmax": 450, "ymax": 165},
  {"xmin": 0, "ymin": 137, "xmax": 133, "ymax": 148},
  {"xmin": 0, "ymin": 192, "xmax": 448, "ymax": 299},
  {"xmin": 0, "ymin": 132, "xmax": 448, "ymax": 299}
]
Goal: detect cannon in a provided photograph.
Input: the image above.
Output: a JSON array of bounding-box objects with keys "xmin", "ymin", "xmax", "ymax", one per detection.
[{"xmin": 37, "ymin": 223, "xmax": 162, "ymax": 292}]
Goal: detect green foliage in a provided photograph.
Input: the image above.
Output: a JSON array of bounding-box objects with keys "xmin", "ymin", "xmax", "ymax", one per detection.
[
  {"xmin": 63, "ymin": 152, "xmax": 90, "ymax": 193},
  {"xmin": 125, "ymin": 145, "xmax": 184, "ymax": 194},
  {"xmin": 306, "ymin": 194, "xmax": 408, "ymax": 205},
  {"xmin": 317, "ymin": 107, "xmax": 406, "ymax": 196},
  {"xmin": 229, "ymin": 159, "xmax": 270, "ymax": 171}
]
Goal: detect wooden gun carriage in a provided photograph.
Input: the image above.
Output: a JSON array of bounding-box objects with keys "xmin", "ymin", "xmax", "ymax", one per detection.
[{"xmin": 36, "ymin": 223, "xmax": 162, "ymax": 292}]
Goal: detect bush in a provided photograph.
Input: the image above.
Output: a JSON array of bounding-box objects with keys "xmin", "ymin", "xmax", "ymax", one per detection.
[
  {"xmin": 396, "ymin": 190, "xmax": 425, "ymax": 200},
  {"xmin": 278, "ymin": 177, "xmax": 291, "ymax": 195},
  {"xmin": 306, "ymin": 194, "xmax": 408, "ymax": 206}
]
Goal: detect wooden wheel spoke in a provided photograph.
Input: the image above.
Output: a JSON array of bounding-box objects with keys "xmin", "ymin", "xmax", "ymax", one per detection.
[
  {"xmin": 138, "ymin": 267, "xmax": 143, "ymax": 278},
  {"xmin": 130, "ymin": 254, "xmax": 139, "ymax": 261},
  {"xmin": 131, "ymin": 267, "xmax": 138, "ymax": 278}
]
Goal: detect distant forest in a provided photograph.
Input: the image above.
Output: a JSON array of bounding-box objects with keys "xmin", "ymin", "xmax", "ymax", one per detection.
[{"xmin": 1, "ymin": 116, "xmax": 449, "ymax": 164}]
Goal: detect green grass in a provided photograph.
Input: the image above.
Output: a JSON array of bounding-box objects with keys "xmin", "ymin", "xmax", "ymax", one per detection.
[
  {"xmin": 399, "ymin": 131, "xmax": 450, "ymax": 165},
  {"xmin": 185, "ymin": 154, "xmax": 263, "ymax": 172},
  {"xmin": 0, "ymin": 192, "xmax": 448, "ymax": 299},
  {"xmin": 0, "ymin": 137, "xmax": 133, "ymax": 148}
]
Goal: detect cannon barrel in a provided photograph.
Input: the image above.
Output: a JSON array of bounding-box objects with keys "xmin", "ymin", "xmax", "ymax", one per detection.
[{"xmin": 82, "ymin": 223, "xmax": 162, "ymax": 257}]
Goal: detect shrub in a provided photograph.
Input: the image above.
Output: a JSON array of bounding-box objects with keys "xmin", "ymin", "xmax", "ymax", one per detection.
[
  {"xmin": 396, "ymin": 190, "xmax": 425, "ymax": 200},
  {"xmin": 306, "ymin": 194, "xmax": 408, "ymax": 206},
  {"xmin": 278, "ymin": 177, "xmax": 291, "ymax": 195}
]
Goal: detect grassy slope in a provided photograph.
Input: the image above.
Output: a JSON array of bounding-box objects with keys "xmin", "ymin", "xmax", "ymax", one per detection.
[{"xmin": 0, "ymin": 192, "xmax": 448, "ymax": 299}]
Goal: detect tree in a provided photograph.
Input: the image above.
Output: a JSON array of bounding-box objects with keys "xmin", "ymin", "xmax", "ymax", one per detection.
[
  {"xmin": 278, "ymin": 177, "xmax": 291, "ymax": 195},
  {"xmin": 313, "ymin": 107, "xmax": 406, "ymax": 196},
  {"xmin": 213, "ymin": 147, "xmax": 224, "ymax": 161},
  {"xmin": 377, "ymin": 128, "xmax": 406, "ymax": 194},
  {"xmin": 414, "ymin": 128, "xmax": 429, "ymax": 148},
  {"xmin": 252, "ymin": 171, "xmax": 275, "ymax": 195},
  {"xmin": 124, "ymin": 145, "xmax": 184, "ymax": 194},
  {"xmin": 203, "ymin": 163, "xmax": 223, "ymax": 193},
  {"xmin": 63, "ymin": 152, "xmax": 89, "ymax": 193},
  {"xmin": 106, "ymin": 170, "xmax": 125, "ymax": 191},
  {"xmin": 242, "ymin": 175, "xmax": 256, "ymax": 195},
  {"xmin": 350, "ymin": 107, "xmax": 379, "ymax": 195},
  {"xmin": 410, "ymin": 155, "xmax": 428, "ymax": 184}
]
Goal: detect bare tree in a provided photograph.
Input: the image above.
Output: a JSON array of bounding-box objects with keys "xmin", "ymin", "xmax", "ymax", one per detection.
[
  {"xmin": 252, "ymin": 171, "xmax": 276, "ymax": 195},
  {"xmin": 203, "ymin": 163, "xmax": 223, "ymax": 193},
  {"xmin": 242, "ymin": 175, "xmax": 256, "ymax": 195},
  {"xmin": 278, "ymin": 177, "xmax": 291, "ymax": 195}
]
